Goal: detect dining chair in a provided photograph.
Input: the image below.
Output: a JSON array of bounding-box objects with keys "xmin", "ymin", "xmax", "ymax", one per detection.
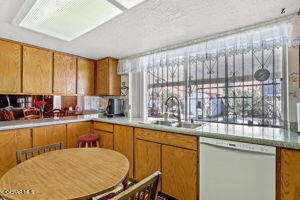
[
  {"xmin": 23, "ymin": 107, "xmax": 40, "ymax": 119},
  {"xmin": 16, "ymin": 142, "xmax": 64, "ymax": 164},
  {"xmin": 44, "ymin": 109, "xmax": 64, "ymax": 118},
  {"xmin": 108, "ymin": 171, "xmax": 162, "ymax": 200},
  {"xmin": 2, "ymin": 109, "xmax": 15, "ymax": 121}
]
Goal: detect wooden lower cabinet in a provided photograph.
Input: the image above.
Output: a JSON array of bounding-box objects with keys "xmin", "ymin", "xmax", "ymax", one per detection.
[
  {"xmin": 279, "ymin": 148, "xmax": 300, "ymax": 200},
  {"xmin": 134, "ymin": 127, "xmax": 198, "ymax": 200},
  {"xmin": 33, "ymin": 124, "xmax": 66, "ymax": 147},
  {"xmin": 0, "ymin": 129, "xmax": 31, "ymax": 177},
  {"xmin": 94, "ymin": 130, "xmax": 113, "ymax": 150},
  {"xmin": 134, "ymin": 139, "xmax": 161, "ymax": 182},
  {"xmin": 162, "ymin": 145, "xmax": 198, "ymax": 200},
  {"xmin": 67, "ymin": 122, "xmax": 91, "ymax": 148},
  {"xmin": 114, "ymin": 125, "xmax": 134, "ymax": 178},
  {"xmin": 15, "ymin": 128, "xmax": 32, "ymax": 151}
]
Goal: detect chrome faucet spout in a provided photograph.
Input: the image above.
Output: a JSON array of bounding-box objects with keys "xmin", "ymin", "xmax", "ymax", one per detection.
[{"xmin": 164, "ymin": 96, "xmax": 181, "ymax": 123}]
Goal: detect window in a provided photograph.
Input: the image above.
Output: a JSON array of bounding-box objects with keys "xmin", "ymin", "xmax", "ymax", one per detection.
[{"xmin": 147, "ymin": 46, "xmax": 285, "ymax": 127}]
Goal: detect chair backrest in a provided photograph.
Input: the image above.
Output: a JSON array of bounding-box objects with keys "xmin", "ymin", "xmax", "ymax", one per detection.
[
  {"xmin": 111, "ymin": 171, "xmax": 161, "ymax": 200},
  {"xmin": 23, "ymin": 107, "xmax": 40, "ymax": 117},
  {"xmin": 16, "ymin": 142, "xmax": 64, "ymax": 164},
  {"xmin": 44, "ymin": 109, "xmax": 64, "ymax": 118},
  {"xmin": 2, "ymin": 109, "xmax": 15, "ymax": 121}
]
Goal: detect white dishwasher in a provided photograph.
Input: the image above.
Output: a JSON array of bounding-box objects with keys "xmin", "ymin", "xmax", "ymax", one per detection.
[{"xmin": 200, "ymin": 137, "xmax": 276, "ymax": 200}]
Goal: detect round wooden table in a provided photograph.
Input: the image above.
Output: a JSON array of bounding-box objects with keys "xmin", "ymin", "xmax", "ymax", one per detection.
[{"xmin": 0, "ymin": 148, "xmax": 129, "ymax": 200}]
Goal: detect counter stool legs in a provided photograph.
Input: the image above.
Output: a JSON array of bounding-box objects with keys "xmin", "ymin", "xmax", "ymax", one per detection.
[{"xmin": 78, "ymin": 134, "xmax": 100, "ymax": 148}]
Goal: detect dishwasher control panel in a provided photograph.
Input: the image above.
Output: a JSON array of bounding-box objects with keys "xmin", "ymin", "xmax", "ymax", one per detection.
[{"xmin": 200, "ymin": 137, "xmax": 276, "ymax": 155}]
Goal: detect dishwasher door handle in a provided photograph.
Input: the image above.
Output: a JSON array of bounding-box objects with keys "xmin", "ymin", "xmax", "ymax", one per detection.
[{"xmin": 200, "ymin": 137, "xmax": 276, "ymax": 155}]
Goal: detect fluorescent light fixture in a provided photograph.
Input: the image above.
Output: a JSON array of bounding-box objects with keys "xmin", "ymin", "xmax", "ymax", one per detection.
[
  {"xmin": 115, "ymin": 0, "xmax": 146, "ymax": 9},
  {"xmin": 19, "ymin": 0, "xmax": 123, "ymax": 41}
]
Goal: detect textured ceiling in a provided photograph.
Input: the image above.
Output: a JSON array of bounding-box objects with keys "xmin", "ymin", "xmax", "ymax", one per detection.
[{"xmin": 0, "ymin": 0, "xmax": 299, "ymax": 60}]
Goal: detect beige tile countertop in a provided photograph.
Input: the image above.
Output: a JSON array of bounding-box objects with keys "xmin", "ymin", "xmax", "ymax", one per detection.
[{"xmin": 0, "ymin": 114, "xmax": 299, "ymax": 150}]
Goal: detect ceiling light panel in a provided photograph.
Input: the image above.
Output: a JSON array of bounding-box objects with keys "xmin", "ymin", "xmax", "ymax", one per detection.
[
  {"xmin": 115, "ymin": 0, "xmax": 146, "ymax": 9},
  {"xmin": 19, "ymin": 0, "xmax": 123, "ymax": 41}
]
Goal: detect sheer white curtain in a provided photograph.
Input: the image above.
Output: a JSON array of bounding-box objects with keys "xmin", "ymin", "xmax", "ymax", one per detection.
[
  {"xmin": 129, "ymin": 71, "xmax": 147, "ymax": 118},
  {"xmin": 118, "ymin": 15, "xmax": 300, "ymax": 119},
  {"xmin": 118, "ymin": 16, "xmax": 300, "ymax": 74}
]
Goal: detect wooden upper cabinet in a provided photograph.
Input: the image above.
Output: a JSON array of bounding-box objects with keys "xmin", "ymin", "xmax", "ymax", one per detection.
[
  {"xmin": 53, "ymin": 53, "xmax": 76, "ymax": 95},
  {"xmin": 23, "ymin": 46, "xmax": 53, "ymax": 94},
  {"xmin": 77, "ymin": 58, "xmax": 95, "ymax": 95},
  {"xmin": 95, "ymin": 57, "xmax": 120, "ymax": 96},
  {"xmin": 0, "ymin": 40, "xmax": 21, "ymax": 93}
]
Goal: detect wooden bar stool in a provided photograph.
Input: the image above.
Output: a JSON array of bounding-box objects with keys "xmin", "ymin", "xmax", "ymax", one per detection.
[{"xmin": 78, "ymin": 134, "xmax": 100, "ymax": 148}]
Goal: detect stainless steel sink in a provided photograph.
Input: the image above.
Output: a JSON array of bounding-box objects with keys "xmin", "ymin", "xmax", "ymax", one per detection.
[
  {"xmin": 139, "ymin": 120, "xmax": 203, "ymax": 129},
  {"xmin": 152, "ymin": 120, "xmax": 174, "ymax": 126},
  {"xmin": 174, "ymin": 122, "xmax": 203, "ymax": 129}
]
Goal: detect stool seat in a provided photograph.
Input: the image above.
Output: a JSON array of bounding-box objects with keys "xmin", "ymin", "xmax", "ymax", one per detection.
[
  {"xmin": 78, "ymin": 134, "xmax": 100, "ymax": 148},
  {"xmin": 78, "ymin": 134, "xmax": 99, "ymax": 143}
]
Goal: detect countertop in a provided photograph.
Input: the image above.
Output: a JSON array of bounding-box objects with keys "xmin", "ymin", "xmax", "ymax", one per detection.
[{"xmin": 0, "ymin": 114, "xmax": 299, "ymax": 150}]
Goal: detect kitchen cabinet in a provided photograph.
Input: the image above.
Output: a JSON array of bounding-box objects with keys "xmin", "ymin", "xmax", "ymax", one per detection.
[
  {"xmin": 32, "ymin": 125, "xmax": 66, "ymax": 147},
  {"xmin": 162, "ymin": 145, "xmax": 197, "ymax": 200},
  {"xmin": 114, "ymin": 125, "xmax": 134, "ymax": 178},
  {"xmin": 134, "ymin": 139, "xmax": 161, "ymax": 182},
  {"xmin": 94, "ymin": 122, "xmax": 114, "ymax": 150},
  {"xmin": 134, "ymin": 128, "xmax": 198, "ymax": 150},
  {"xmin": 66, "ymin": 122, "xmax": 91, "ymax": 148},
  {"xmin": 95, "ymin": 57, "xmax": 120, "ymax": 96},
  {"xmin": 23, "ymin": 46, "xmax": 53, "ymax": 94},
  {"xmin": 279, "ymin": 148, "xmax": 300, "ymax": 200},
  {"xmin": 0, "ymin": 129, "xmax": 32, "ymax": 177},
  {"xmin": 53, "ymin": 52, "xmax": 77, "ymax": 95},
  {"xmin": 15, "ymin": 128, "xmax": 32, "ymax": 151},
  {"xmin": 77, "ymin": 58, "xmax": 95, "ymax": 95},
  {"xmin": 0, "ymin": 40, "xmax": 21, "ymax": 94},
  {"xmin": 134, "ymin": 127, "xmax": 198, "ymax": 200},
  {"xmin": 94, "ymin": 130, "xmax": 113, "ymax": 149}
]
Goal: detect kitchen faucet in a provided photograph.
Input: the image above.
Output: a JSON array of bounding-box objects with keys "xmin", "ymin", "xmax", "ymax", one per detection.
[{"xmin": 165, "ymin": 96, "xmax": 182, "ymax": 124}]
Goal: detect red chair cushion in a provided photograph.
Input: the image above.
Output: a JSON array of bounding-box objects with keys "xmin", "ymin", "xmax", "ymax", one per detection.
[
  {"xmin": 97, "ymin": 193, "xmax": 117, "ymax": 200},
  {"xmin": 78, "ymin": 134, "xmax": 99, "ymax": 143}
]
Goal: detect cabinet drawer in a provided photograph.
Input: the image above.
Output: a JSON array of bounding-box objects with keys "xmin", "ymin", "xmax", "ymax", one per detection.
[
  {"xmin": 135, "ymin": 128, "xmax": 198, "ymax": 150},
  {"xmin": 94, "ymin": 122, "xmax": 113, "ymax": 132}
]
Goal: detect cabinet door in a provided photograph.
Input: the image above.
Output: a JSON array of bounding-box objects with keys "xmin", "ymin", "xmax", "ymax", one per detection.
[
  {"xmin": 15, "ymin": 129, "xmax": 32, "ymax": 151},
  {"xmin": 162, "ymin": 145, "xmax": 197, "ymax": 200},
  {"xmin": 96, "ymin": 57, "xmax": 120, "ymax": 96},
  {"xmin": 114, "ymin": 125, "xmax": 134, "ymax": 178},
  {"xmin": 14, "ymin": 129, "xmax": 33, "ymax": 163},
  {"xmin": 0, "ymin": 130, "xmax": 17, "ymax": 177},
  {"xmin": 280, "ymin": 148, "xmax": 300, "ymax": 200},
  {"xmin": 0, "ymin": 40, "xmax": 21, "ymax": 93},
  {"xmin": 53, "ymin": 53, "xmax": 76, "ymax": 95},
  {"xmin": 108, "ymin": 58, "xmax": 120, "ymax": 96},
  {"xmin": 23, "ymin": 46, "xmax": 53, "ymax": 94},
  {"xmin": 67, "ymin": 122, "xmax": 91, "ymax": 148},
  {"xmin": 96, "ymin": 58, "xmax": 109, "ymax": 95},
  {"xmin": 94, "ymin": 130, "xmax": 113, "ymax": 149},
  {"xmin": 135, "ymin": 139, "xmax": 161, "ymax": 182},
  {"xmin": 77, "ymin": 58, "xmax": 95, "ymax": 95},
  {"xmin": 32, "ymin": 125, "xmax": 66, "ymax": 147}
]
